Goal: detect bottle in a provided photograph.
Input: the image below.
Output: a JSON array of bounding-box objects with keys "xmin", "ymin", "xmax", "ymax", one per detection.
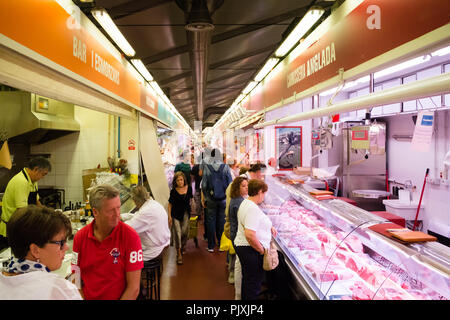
[
  {"xmin": 73, "ymin": 209, "xmax": 80, "ymax": 223},
  {"xmin": 80, "ymin": 204, "xmax": 85, "ymax": 216},
  {"xmin": 85, "ymin": 201, "xmax": 92, "ymax": 217}
]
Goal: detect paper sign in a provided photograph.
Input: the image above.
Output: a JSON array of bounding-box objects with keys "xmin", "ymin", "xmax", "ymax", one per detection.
[
  {"xmin": 411, "ymin": 111, "xmax": 435, "ymax": 152},
  {"xmin": 351, "ymin": 126, "xmax": 370, "ymax": 149}
]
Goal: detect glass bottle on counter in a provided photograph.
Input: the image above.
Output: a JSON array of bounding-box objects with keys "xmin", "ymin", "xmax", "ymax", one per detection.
[
  {"xmin": 73, "ymin": 209, "xmax": 80, "ymax": 223},
  {"xmin": 85, "ymin": 201, "xmax": 92, "ymax": 217}
]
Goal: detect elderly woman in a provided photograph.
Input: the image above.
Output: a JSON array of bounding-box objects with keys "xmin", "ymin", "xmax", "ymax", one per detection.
[
  {"xmin": 168, "ymin": 171, "xmax": 193, "ymax": 265},
  {"xmin": 0, "ymin": 205, "xmax": 82, "ymax": 300},
  {"xmin": 122, "ymin": 186, "xmax": 170, "ymax": 262},
  {"xmin": 228, "ymin": 176, "xmax": 248, "ymax": 299},
  {"xmin": 233, "ymin": 179, "xmax": 277, "ymax": 300}
]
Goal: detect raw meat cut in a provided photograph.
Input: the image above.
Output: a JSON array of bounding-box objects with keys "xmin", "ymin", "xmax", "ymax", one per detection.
[
  {"xmin": 344, "ymin": 234, "xmax": 364, "ymax": 253},
  {"xmin": 349, "ymin": 281, "xmax": 374, "ymax": 300},
  {"xmin": 317, "ymin": 232, "xmax": 329, "ymax": 243}
]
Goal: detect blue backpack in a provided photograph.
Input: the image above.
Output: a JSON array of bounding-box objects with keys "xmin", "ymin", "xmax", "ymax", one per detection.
[{"xmin": 206, "ymin": 164, "xmax": 228, "ymax": 200}]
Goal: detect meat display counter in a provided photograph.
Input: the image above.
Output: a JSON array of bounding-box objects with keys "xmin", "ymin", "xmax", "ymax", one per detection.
[{"xmin": 262, "ymin": 175, "xmax": 450, "ymax": 300}]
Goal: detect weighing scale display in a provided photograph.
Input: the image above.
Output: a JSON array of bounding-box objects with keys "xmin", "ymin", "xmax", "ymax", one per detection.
[{"xmin": 352, "ymin": 130, "xmax": 368, "ymax": 140}]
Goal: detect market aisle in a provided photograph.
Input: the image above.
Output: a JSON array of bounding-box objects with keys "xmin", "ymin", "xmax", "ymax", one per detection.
[{"xmin": 160, "ymin": 222, "xmax": 235, "ymax": 300}]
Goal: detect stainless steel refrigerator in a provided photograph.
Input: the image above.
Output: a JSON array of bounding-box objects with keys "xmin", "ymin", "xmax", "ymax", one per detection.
[{"xmin": 329, "ymin": 121, "xmax": 388, "ymax": 211}]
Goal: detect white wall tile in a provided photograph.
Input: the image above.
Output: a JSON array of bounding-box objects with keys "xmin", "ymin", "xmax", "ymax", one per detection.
[
  {"xmin": 55, "ymin": 174, "xmax": 67, "ymax": 187},
  {"xmin": 54, "ymin": 163, "xmax": 67, "ymax": 175}
]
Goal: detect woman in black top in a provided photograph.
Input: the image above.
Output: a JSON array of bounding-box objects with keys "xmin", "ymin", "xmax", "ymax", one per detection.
[{"xmin": 168, "ymin": 172, "xmax": 193, "ymax": 265}]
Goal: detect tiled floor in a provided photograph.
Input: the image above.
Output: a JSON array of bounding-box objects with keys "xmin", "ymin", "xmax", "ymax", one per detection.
[{"xmin": 160, "ymin": 222, "xmax": 235, "ymax": 300}]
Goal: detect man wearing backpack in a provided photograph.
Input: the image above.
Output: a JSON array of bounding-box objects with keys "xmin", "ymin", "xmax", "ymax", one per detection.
[{"xmin": 201, "ymin": 148, "xmax": 233, "ymax": 252}]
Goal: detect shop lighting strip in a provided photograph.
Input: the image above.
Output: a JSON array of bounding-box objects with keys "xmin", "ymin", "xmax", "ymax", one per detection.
[
  {"xmin": 242, "ymin": 81, "xmax": 258, "ymax": 95},
  {"xmin": 254, "ymin": 58, "xmax": 279, "ymax": 82},
  {"xmin": 131, "ymin": 59, "xmax": 153, "ymax": 81},
  {"xmin": 91, "ymin": 8, "xmax": 135, "ymax": 57},
  {"xmin": 374, "ymin": 55, "xmax": 431, "ymax": 79},
  {"xmin": 275, "ymin": 7, "xmax": 325, "ymax": 58}
]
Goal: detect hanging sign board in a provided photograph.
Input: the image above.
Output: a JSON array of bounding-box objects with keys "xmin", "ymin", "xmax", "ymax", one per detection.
[
  {"xmin": 411, "ymin": 111, "xmax": 435, "ymax": 152},
  {"xmin": 351, "ymin": 126, "xmax": 370, "ymax": 149}
]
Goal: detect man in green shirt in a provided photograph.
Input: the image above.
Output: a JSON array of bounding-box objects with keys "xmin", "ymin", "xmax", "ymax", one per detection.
[
  {"xmin": 0, "ymin": 157, "xmax": 51, "ymax": 250},
  {"xmin": 174, "ymin": 150, "xmax": 192, "ymax": 186}
]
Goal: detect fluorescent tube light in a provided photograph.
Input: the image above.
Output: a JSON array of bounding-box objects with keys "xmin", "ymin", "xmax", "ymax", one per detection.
[
  {"xmin": 374, "ymin": 55, "xmax": 431, "ymax": 79},
  {"xmin": 163, "ymin": 95, "xmax": 171, "ymax": 106},
  {"xmin": 150, "ymin": 81, "xmax": 165, "ymax": 98},
  {"xmin": 319, "ymin": 86, "xmax": 338, "ymax": 96},
  {"xmin": 243, "ymin": 81, "xmax": 258, "ymax": 95},
  {"xmin": 254, "ymin": 58, "xmax": 279, "ymax": 82},
  {"xmin": 91, "ymin": 8, "xmax": 136, "ymax": 57},
  {"xmin": 432, "ymin": 45, "xmax": 450, "ymax": 57},
  {"xmin": 235, "ymin": 94, "xmax": 246, "ymax": 104},
  {"xmin": 275, "ymin": 7, "xmax": 324, "ymax": 57},
  {"xmin": 131, "ymin": 59, "xmax": 153, "ymax": 81},
  {"xmin": 344, "ymin": 75, "xmax": 370, "ymax": 89},
  {"xmin": 319, "ymin": 75, "xmax": 370, "ymax": 96}
]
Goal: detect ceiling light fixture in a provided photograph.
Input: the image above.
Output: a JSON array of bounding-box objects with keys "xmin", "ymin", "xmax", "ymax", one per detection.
[
  {"xmin": 374, "ymin": 55, "xmax": 431, "ymax": 79},
  {"xmin": 431, "ymin": 45, "xmax": 450, "ymax": 57},
  {"xmin": 242, "ymin": 81, "xmax": 258, "ymax": 95},
  {"xmin": 131, "ymin": 59, "xmax": 153, "ymax": 81},
  {"xmin": 275, "ymin": 7, "xmax": 325, "ymax": 58},
  {"xmin": 91, "ymin": 8, "xmax": 136, "ymax": 57},
  {"xmin": 150, "ymin": 81, "xmax": 165, "ymax": 98},
  {"xmin": 254, "ymin": 58, "xmax": 280, "ymax": 82}
]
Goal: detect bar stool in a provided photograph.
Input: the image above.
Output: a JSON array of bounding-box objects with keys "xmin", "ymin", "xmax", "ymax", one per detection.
[{"xmin": 141, "ymin": 257, "xmax": 162, "ymax": 300}]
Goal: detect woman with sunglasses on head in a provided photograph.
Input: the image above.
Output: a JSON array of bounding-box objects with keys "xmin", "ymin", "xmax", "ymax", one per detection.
[{"xmin": 0, "ymin": 205, "xmax": 82, "ymax": 300}]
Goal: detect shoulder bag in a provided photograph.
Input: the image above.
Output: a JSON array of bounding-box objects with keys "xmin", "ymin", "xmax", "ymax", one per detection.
[{"xmin": 263, "ymin": 241, "xmax": 279, "ymax": 271}]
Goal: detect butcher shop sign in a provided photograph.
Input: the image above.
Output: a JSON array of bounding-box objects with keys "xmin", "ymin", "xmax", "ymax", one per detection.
[{"xmin": 287, "ymin": 42, "xmax": 336, "ymax": 88}]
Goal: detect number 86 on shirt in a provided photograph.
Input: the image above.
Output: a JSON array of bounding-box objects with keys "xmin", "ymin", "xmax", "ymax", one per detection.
[{"xmin": 130, "ymin": 250, "xmax": 143, "ymax": 263}]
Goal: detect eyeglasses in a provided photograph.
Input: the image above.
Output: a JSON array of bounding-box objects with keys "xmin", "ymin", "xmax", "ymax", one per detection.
[{"xmin": 47, "ymin": 239, "xmax": 67, "ymax": 250}]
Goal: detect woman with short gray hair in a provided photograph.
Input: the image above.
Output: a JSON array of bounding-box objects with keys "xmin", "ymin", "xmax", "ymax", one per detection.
[
  {"xmin": 122, "ymin": 186, "xmax": 170, "ymax": 263},
  {"xmin": 130, "ymin": 186, "xmax": 150, "ymax": 209}
]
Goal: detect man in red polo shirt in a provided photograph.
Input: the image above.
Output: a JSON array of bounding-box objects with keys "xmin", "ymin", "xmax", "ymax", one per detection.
[{"xmin": 72, "ymin": 185, "xmax": 143, "ymax": 300}]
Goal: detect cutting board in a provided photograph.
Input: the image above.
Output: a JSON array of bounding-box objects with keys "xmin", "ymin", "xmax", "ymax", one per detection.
[
  {"xmin": 313, "ymin": 194, "xmax": 337, "ymax": 201},
  {"xmin": 309, "ymin": 190, "xmax": 334, "ymax": 196},
  {"xmin": 368, "ymin": 223, "xmax": 408, "ymax": 243},
  {"xmin": 369, "ymin": 223, "xmax": 437, "ymax": 243},
  {"xmin": 286, "ymin": 179, "xmax": 305, "ymax": 185},
  {"xmin": 387, "ymin": 228, "xmax": 437, "ymax": 243}
]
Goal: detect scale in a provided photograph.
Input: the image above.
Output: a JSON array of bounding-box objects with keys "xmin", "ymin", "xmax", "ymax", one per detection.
[
  {"xmin": 343, "ymin": 118, "xmax": 389, "ymax": 211},
  {"xmin": 352, "ymin": 189, "xmax": 390, "ymax": 199},
  {"xmin": 311, "ymin": 127, "xmax": 333, "ymax": 150},
  {"xmin": 351, "ymin": 126, "xmax": 370, "ymax": 150}
]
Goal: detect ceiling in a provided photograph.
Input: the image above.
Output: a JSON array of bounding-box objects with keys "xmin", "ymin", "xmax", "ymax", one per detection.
[{"xmin": 74, "ymin": 0, "xmax": 338, "ymax": 129}]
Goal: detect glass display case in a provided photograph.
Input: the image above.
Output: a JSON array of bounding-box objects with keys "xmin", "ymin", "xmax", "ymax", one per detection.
[{"xmin": 262, "ymin": 175, "xmax": 450, "ymax": 300}]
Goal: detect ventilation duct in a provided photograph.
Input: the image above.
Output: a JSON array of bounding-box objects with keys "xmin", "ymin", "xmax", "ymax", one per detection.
[
  {"xmin": 176, "ymin": 0, "xmax": 223, "ymax": 122},
  {"xmin": 0, "ymin": 91, "xmax": 80, "ymax": 145}
]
